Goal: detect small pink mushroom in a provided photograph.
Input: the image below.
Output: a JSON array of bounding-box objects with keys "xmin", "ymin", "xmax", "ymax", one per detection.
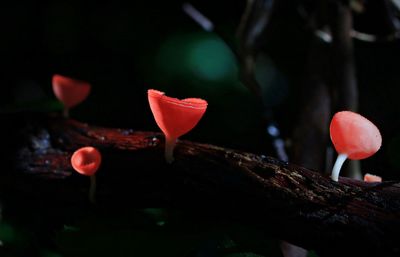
[
  {"xmin": 148, "ymin": 89, "xmax": 208, "ymax": 163},
  {"xmin": 330, "ymin": 111, "xmax": 382, "ymax": 182},
  {"xmin": 364, "ymin": 173, "xmax": 382, "ymax": 183},
  {"xmin": 71, "ymin": 146, "xmax": 102, "ymax": 203},
  {"xmin": 52, "ymin": 74, "xmax": 91, "ymax": 117}
]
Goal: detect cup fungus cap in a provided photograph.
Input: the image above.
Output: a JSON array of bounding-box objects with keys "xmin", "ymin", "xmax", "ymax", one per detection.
[
  {"xmin": 52, "ymin": 74, "xmax": 91, "ymax": 109},
  {"xmin": 364, "ymin": 173, "xmax": 382, "ymax": 183},
  {"xmin": 330, "ymin": 111, "xmax": 382, "ymax": 160},
  {"xmin": 147, "ymin": 89, "xmax": 208, "ymax": 139},
  {"xmin": 71, "ymin": 147, "xmax": 102, "ymax": 176}
]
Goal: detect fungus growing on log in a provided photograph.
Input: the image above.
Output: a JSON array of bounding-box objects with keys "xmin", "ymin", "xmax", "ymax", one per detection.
[
  {"xmin": 147, "ymin": 89, "xmax": 207, "ymax": 163},
  {"xmin": 71, "ymin": 146, "xmax": 102, "ymax": 203},
  {"xmin": 330, "ymin": 111, "xmax": 382, "ymax": 182},
  {"xmin": 364, "ymin": 173, "xmax": 382, "ymax": 183},
  {"xmin": 52, "ymin": 74, "xmax": 91, "ymax": 117}
]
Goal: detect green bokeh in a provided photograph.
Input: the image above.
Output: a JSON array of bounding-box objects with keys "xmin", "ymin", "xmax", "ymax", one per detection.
[
  {"xmin": 0, "ymin": 223, "xmax": 17, "ymax": 243},
  {"xmin": 55, "ymin": 209, "xmax": 283, "ymax": 257},
  {"xmin": 155, "ymin": 32, "xmax": 238, "ymax": 86},
  {"xmin": 187, "ymin": 37, "xmax": 238, "ymax": 82},
  {"xmin": 40, "ymin": 249, "xmax": 63, "ymax": 257},
  {"xmin": 1, "ymin": 99, "xmax": 63, "ymax": 113}
]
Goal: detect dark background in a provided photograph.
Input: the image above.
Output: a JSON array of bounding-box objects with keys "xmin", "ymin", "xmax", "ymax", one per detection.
[
  {"xmin": 1, "ymin": 1, "xmax": 400, "ymax": 257},
  {"xmin": 1, "ymin": 1, "xmax": 400, "ymax": 175}
]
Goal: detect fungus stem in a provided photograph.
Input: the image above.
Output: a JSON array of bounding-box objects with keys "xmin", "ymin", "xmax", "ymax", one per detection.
[
  {"xmin": 63, "ymin": 108, "xmax": 70, "ymax": 118},
  {"xmin": 165, "ymin": 137, "xmax": 177, "ymax": 164},
  {"xmin": 331, "ymin": 153, "xmax": 348, "ymax": 182},
  {"xmin": 89, "ymin": 175, "xmax": 96, "ymax": 204}
]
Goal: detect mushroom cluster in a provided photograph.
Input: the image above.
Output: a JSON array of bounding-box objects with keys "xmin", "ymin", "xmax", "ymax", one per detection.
[{"xmin": 49, "ymin": 73, "xmax": 385, "ymax": 204}]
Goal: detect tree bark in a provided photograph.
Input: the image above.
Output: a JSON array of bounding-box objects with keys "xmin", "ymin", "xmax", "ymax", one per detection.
[{"xmin": 2, "ymin": 114, "xmax": 400, "ymax": 257}]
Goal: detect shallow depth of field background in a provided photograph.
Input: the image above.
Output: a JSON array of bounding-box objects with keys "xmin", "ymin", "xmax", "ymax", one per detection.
[
  {"xmin": 0, "ymin": 1, "xmax": 400, "ymax": 256},
  {"xmin": 2, "ymin": 1, "xmax": 400, "ymax": 177}
]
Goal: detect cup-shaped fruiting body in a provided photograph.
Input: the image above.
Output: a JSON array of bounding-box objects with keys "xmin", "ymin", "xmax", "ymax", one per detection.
[
  {"xmin": 52, "ymin": 74, "xmax": 91, "ymax": 117},
  {"xmin": 148, "ymin": 89, "xmax": 208, "ymax": 163},
  {"xmin": 71, "ymin": 146, "xmax": 102, "ymax": 203},
  {"xmin": 330, "ymin": 111, "xmax": 382, "ymax": 182},
  {"xmin": 364, "ymin": 173, "xmax": 382, "ymax": 183}
]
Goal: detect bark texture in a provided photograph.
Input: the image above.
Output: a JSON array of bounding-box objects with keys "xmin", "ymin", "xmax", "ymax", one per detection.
[{"xmin": 1, "ymin": 114, "xmax": 399, "ymax": 257}]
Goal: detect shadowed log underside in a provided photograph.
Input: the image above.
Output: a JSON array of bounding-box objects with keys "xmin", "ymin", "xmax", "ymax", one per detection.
[{"xmin": 1, "ymin": 114, "xmax": 399, "ymax": 257}]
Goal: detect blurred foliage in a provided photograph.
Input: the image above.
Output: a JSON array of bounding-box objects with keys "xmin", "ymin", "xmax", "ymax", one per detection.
[
  {"xmin": 0, "ymin": 222, "xmax": 18, "ymax": 244},
  {"xmin": 0, "ymin": 207, "xmax": 289, "ymax": 257},
  {"xmin": 0, "ymin": 198, "xmax": 325, "ymax": 257},
  {"xmin": 154, "ymin": 33, "xmax": 239, "ymax": 86},
  {"xmin": 54, "ymin": 208, "xmax": 285, "ymax": 257}
]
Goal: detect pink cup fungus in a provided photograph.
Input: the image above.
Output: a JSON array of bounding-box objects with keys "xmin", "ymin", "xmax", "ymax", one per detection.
[
  {"xmin": 330, "ymin": 111, "xmax": 382, "ymax": 182},
  {"xmin": 71, "ymin": 146, "xmax": 102, "ymax": 203},
  {"xmin": 148, "ymin": 89, "xmax": 208, "ymax": 163},
  {"xmin": 364, "ymin": 173, "xmax": 382, "ymax": 183},
  {"xmin": 52, "ymin": 74, "xmax": 91, "ymax": 117}
]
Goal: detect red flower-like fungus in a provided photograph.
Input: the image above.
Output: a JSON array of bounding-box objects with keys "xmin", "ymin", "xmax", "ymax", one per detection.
[
  {"xmin": 52, "ymin": 74, "xmax": 91, "ymax": 117},
  {"xmin": 148, "ymin": 89, "xmax": 207, "ymax": 163},
  {"xmin": 330, "ymin": 111, "xmax": 382, "ymax": 182},
  {"xmin": 71, "ymin": 147, "xmax": 101, "ymax": 176},
  {"xmin": 71, "ymin": 146, "xmax": 101, "ymax": 203},
  {"xmin": 364, "ymin": 173, "xmax": 382, "ymax": 183}
]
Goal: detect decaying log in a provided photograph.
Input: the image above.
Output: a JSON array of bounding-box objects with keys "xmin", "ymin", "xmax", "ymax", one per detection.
[{"xmin": 1, "ymin": 114, "xmax": 400, "ymax": 257}]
